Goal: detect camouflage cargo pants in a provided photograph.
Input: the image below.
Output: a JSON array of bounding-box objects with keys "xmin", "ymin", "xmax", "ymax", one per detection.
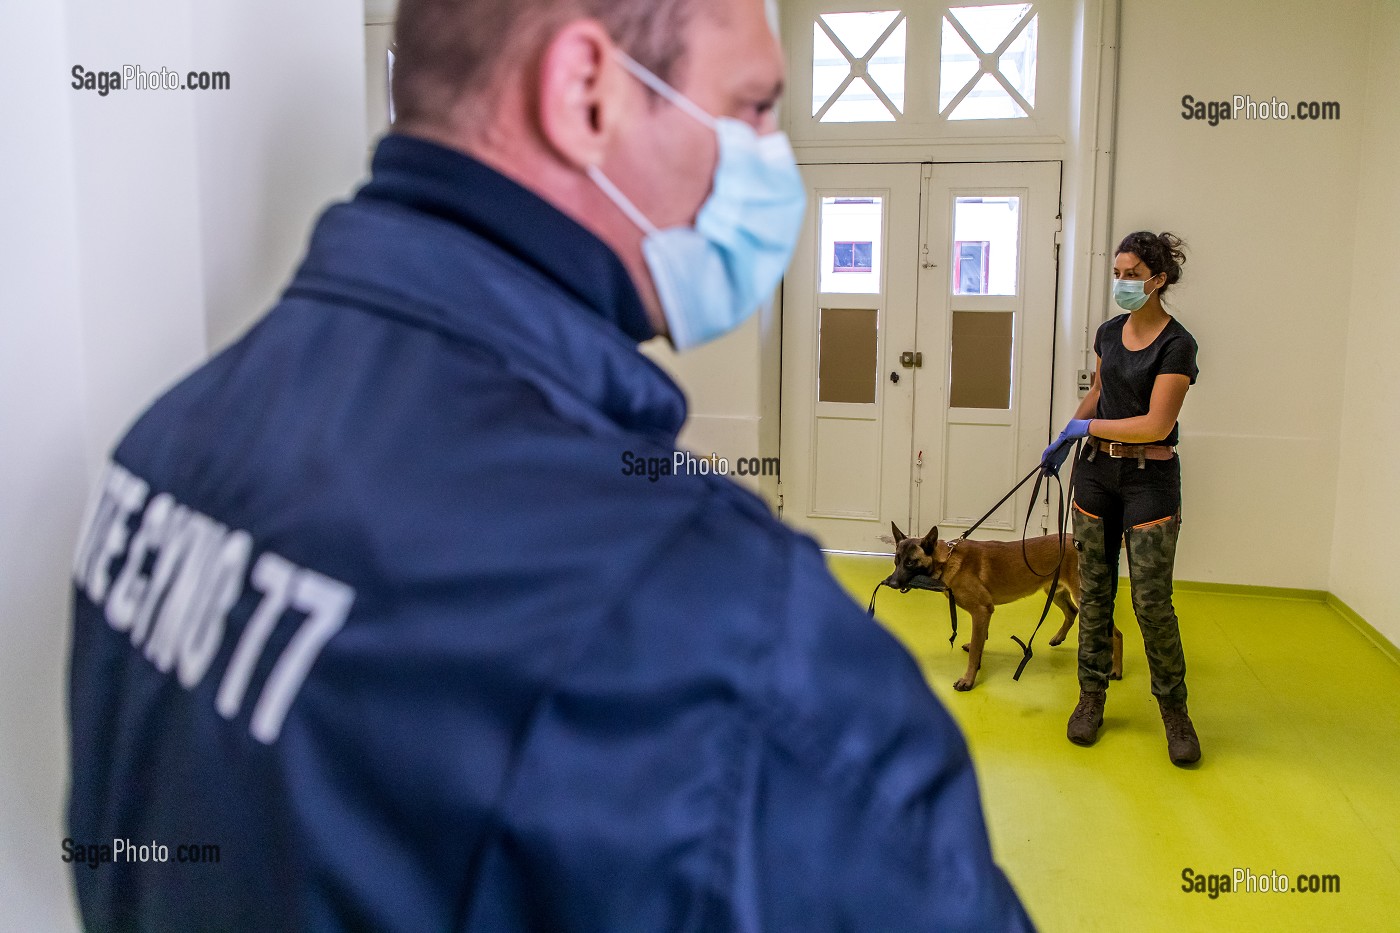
[
  {"xmin": 1072, "ymin": 449, "xmax": 1189, "ymax": 706},
  {"xmin": 1126, "ymin": 516, "xmax": 1187, "ymax": 706}
]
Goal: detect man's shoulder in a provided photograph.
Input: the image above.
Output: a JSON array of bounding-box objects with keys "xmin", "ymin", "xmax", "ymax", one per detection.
[
  {"xmin": 611, "ymin": 474, "xmax": 806, "ymax": 603},
  {"xmin": 584, "ymin": 476, "xmax": 867, "ymax": 660}
]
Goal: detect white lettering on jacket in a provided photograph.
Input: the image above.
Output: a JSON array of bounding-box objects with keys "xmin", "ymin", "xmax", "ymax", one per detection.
[{"xmin": 72, "ymin": 461, "xmax": 355, "ymax": 744}]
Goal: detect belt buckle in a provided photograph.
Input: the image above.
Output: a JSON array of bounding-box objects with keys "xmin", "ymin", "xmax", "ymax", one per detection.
[{"xmin": 1107, "ymin": 441, "xmax": 1125, "ymax": 458}]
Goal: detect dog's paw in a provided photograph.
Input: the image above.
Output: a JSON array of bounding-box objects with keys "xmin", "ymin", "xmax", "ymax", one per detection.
[
  {"xmin": 953, "ymin": 677, "xmax": 975, "ymax": 691},
  {"xmin": 961, "ymin": 643, "xmax": 971, "ymax": 653},
  {"xmin": 1109, "ymin": 669, "xmax": 1123, "ymax": 680},
  {"xmin": 1048, "ymin": 634, "xmax": 1065, "ymax": 647}
]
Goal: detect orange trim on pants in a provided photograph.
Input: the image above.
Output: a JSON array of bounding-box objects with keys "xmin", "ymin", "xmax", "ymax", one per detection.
[{"xmin": 1072, "ymin": 501, "xmax": 1100, "ymax": 520}]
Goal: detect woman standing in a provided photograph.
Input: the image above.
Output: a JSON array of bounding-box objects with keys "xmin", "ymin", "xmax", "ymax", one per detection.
[{"xmin": 1041, "ymin": 231, "xmax": 1200, "ymax": 766}]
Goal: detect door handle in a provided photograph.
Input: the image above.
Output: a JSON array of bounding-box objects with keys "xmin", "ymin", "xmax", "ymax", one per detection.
[
  {"xmin": 899, "ymin": 351, "xmax": 924, "ymax": 368},
  {"xmin": 890, "ymin": 371, "xmax": 900, "ymax": 384}
]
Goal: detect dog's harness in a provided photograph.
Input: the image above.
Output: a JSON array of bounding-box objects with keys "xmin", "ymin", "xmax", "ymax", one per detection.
[{"xmin": 868, "ymin": 443, "xmax": 1080, "ymax": 681}]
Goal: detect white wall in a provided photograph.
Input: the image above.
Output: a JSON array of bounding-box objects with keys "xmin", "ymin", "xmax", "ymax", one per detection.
[
  {"xmin": 193, "ymin": 3, "xmax": 370, "ymax": 350},
  {"xmin": 0, "ymin": 2, "xmax": 366, "ymax": 928},
  {"xmin": 641, "ymin": 304, "xmax": 782, "ymax": 503},
  {"xmin": 0, "ymin": 4, "xmax": 89, "ymax": 928},
  {"xmin": 1112, "ymin": 0, "xmax": 1371, "ymax": 589},
  {"xmin": 65, "ymin": 0, "xmax": 210, "ymax": 472},
  {"xmin": 1330, "ymin": 0, "xmax": 1400, "ymax": 644}
]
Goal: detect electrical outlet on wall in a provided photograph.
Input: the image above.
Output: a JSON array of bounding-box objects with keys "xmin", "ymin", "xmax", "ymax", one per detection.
[{"xmin": 1076, "ymin": 369, "xmax": 1093, "ymax": 396}]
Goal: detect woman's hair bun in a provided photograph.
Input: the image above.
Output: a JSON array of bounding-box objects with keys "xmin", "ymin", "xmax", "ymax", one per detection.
[{"xmin": 1115, "ymin": 230, "xmax": 1187, "ymax": 289}]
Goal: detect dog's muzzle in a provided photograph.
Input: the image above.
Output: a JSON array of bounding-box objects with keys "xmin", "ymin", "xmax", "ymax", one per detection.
[{"xmin": 884, "ymin": 572, "xmax": 944, "ymax": 593}]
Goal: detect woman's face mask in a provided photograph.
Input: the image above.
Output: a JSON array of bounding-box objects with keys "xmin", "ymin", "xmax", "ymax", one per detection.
[
  {"xmin": 1112, "ymin": 273, "xmax": 1162, "ymax": 312},
  {"xmin": 587, "ymin": 50, "xmax": 806, "ymax": 352}
]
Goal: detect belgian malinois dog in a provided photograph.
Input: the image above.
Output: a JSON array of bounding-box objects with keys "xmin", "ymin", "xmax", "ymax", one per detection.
[{"xmin": 889, "ymin": 523, "xmax": 1123, "ymax": 691}]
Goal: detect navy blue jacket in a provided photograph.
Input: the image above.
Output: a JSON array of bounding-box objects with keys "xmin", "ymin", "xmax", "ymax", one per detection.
[{"xmin": 68, "ymin": 135, "xmax": 1034, "ymax": 932}]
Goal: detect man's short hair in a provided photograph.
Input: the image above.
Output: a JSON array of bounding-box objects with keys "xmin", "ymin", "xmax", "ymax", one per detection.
[{"xmin": 393, "ymin": 0, "xmax": 699, "ymax": 129}]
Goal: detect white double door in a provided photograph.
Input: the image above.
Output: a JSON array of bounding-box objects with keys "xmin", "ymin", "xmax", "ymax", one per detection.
[{"xmin": 780, "ymin": 161, "xmax": 1061, "ymax": 552}]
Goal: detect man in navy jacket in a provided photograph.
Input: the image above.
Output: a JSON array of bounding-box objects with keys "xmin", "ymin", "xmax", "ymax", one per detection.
[{"xmin": 67, "ymin": 0, "xmax": 1034, "ymax": 929}]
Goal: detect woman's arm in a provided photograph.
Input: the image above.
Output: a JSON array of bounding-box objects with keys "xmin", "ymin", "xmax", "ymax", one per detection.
[{"xmin": 1089, "ymin": 373, "xmax": 1191, "ymax": 444}]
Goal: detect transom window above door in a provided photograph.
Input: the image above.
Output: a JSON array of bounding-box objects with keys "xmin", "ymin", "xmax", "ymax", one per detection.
[
  {"xmin": 786, "ymin": 1, "xmax": 1066, "ymax": 143},
  {"xmin": 813, "ymin": 4, "xmax": 1038, "ymax": 124},
  {"xmin": 812, "ymin": 11, "xmax": 909, "ymax": 122}
]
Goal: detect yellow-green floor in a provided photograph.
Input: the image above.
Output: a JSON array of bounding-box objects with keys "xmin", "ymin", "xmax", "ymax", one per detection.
[{"xmin": 827, "ymin": 554, "xmax": 1400, "ymax": 933}]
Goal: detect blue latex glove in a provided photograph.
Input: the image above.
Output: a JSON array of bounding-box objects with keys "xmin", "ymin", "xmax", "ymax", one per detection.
[{"xmin": 1041, "ymin": 418, "xmax": 1092, "ymax": 474}]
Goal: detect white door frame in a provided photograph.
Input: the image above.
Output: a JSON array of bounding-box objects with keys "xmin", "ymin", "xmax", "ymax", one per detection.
[
  {"xmin": 911, "ymin": 161, "xmax": 1062, "ymax": 542},
  {"xmin": 780, "ymin": 161, "xmax": 1062, "ymax": 552},
  {"xmin": 780, "ymin": 163, "xmax": 923, "ymax": 552}
]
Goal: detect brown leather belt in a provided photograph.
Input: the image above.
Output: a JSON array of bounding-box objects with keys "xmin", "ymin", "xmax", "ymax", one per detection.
[{"xmin": 1092, "ymin": 439, "xmax": 1175, "ymax": 460}]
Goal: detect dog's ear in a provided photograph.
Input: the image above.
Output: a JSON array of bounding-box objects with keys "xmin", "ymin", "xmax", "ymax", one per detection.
[
  {"xmin": 891, "ymin": 522, "xmax": 907, "ymax": 545},
  {"xmin": 920, "ymin": 525, "xmax": 940, "ymax": 553}
]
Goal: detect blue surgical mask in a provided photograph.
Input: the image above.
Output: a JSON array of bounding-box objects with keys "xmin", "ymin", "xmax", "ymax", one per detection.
[
  {"xmin": 587, "ymin": 51, "xmax": 806, "ymax": 351},
  {"xmin": 1112, "ymin": 277, "xmax": 1159, "ymax": 312}
]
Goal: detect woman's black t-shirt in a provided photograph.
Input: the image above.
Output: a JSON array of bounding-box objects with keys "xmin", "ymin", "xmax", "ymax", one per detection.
[{"xmin": 1094, "ymin": 314, "xmax": 1199, "ymax": 446}]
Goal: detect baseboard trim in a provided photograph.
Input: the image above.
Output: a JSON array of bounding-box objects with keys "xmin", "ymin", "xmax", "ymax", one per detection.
[
  {"xmin": 1324, "ymin": 594, "xmax": 1400, "ymax": 669},
  {"xmin": 1171, "ymin": 580, "xmax": 1328, "ymax": 602},
  {"xmin": 1168, "ymin": 582, "xmax": 1398, "ymax": 666}
]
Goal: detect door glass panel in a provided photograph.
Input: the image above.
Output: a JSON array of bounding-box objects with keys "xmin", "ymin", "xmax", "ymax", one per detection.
[
  {"xmin": 819, "ymin": 308, "xmax": 878, "ymax": 404},
  {"xmin": 949, "ymin": 311, "xmax": 1013, "ymax": 409},
  {"xmin": 812, "ymin": 12, "xmax": 907, "ymax": 122},
  {"xmin": 820, "ymin": 196, "xmax": 883, "ymax": 294},
  {"xmin": 952, "ymin": 196, "xmax": 1020, "ymax": 295}
]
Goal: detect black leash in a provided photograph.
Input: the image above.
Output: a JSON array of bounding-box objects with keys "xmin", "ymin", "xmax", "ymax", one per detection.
[
  {"xmin": 867, "ymin": 440, "xmax": 1081, "ymax": 681},
  {"xmin": 1008, "ymin": 459, "xmax": 1069, "ymax": 680}
]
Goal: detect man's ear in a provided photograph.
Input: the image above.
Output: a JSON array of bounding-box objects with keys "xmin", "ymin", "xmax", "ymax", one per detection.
[
  {"xmin": 920, "ymin": 526, "xmax": 940, "ymax": 553},
  {"xmin": 891, "ymin": 522, "xmax": 906, "ymax": 545},
  {"xmin": 536, "ymin": 19, "xmax": 625, "ymax": 170}
]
